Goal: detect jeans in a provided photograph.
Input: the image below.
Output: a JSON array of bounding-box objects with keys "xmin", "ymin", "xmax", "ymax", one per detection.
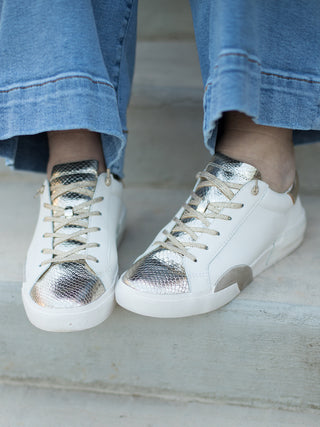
[{"xmin": 0, "ymin": 0, "xmax": 320, "ymax": 177}]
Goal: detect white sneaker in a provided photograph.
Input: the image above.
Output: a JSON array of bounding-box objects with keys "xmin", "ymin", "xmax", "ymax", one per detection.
[
  {"xmin": 22, "ymin": 160, "xmax": 125, "ymax": 332},
  {"xmin": 116, "ymin": 153, "xmax": 306, "ymax": 318}
]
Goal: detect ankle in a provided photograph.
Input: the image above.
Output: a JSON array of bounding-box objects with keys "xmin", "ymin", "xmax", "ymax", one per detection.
[
  {"xmin": 216, "ymin": 112, "xmax": 296, "ymax": 193},
  {"xmin": 47, "ymin": 129, "xmax": 106, "ymax": 177}
]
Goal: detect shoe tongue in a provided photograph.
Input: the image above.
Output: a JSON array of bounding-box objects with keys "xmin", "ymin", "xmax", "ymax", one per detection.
[
  {"xmin": 190, "ymin": 152, "xmax": 261, "ymax": 208},
  {"xmin": 50, "ymin": 159, "xmax": 99, "ymax": 187},
  {"xmin": 49, "ymin": 160, "xmax": 99, "ymax": 253},
  {"xmin": 205, "ymin": 153, "xmax": 261, "ymax": 185},
  {"xmin": 50, "ymin": 160, "xmax": 98, "ymax": 205}
]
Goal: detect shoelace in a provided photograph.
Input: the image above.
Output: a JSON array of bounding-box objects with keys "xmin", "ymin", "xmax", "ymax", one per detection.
[
  {"xmin": 156, "ymin": 170, "xmax": 247, "ymax": 262},
  {"xmin": 40, "ymin": 180, "xmax": 102, "ymax": 266}
]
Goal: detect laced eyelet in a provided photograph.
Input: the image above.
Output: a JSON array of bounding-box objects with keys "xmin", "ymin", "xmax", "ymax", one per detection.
[
  {"xmin": 251, "ymin": 180, "xmax": 260, "ymax": 196},
  {"xmin": 34, "ymin": 184, "xmax": 45, "ymax": 198},
  {"xmin": 105, "ymin": 169, "xmax": 112, "ymax": 186},
  {"xmin": 205, "ymin": 245, "xmax": 209, "ymax": 250},
  {"xmin": 193, "ymin": 259, "xmax": 198, "ymax": 263}
]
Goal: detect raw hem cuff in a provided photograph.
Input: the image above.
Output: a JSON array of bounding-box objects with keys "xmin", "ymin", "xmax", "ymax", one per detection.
[
  {"xmin": 0, "ymin": 74, "xmax": 126, "ymax": 177},
  {"xmin": 203, "ymin": 51, "xmax": 320, "ymax": 153}
]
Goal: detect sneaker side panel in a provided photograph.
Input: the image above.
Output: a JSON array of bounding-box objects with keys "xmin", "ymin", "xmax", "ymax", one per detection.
[
  {"xmin": 201, "ymin": 184, "xmax": 306, "ymax": 292},
  {"xmin": 24, "ymin": 180, "xmax": 52, "ymax": 287},
  {"xmin": 86, "ymin": 175, "xmax": 125, "ymax": 290}
]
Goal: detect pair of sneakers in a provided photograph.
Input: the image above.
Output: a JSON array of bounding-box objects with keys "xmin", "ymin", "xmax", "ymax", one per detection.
[{"xmin": 22, "ymin": 153, "xmax": 306, "ymax": 332}]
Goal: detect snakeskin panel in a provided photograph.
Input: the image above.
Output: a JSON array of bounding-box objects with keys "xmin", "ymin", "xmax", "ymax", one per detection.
[{"xmin": 124, "ymin": 248, "xmax": 188, "ymax": 295}]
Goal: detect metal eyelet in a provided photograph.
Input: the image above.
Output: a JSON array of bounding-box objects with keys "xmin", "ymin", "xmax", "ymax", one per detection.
[
  {"xmin": 34, "ymin": 184, "xmax": 45, "ymax": 198},
  {"xmin": 64, "ymin": 206, "xmax": 74, "ymax": 218},
  {"xmin": 251, "ymin": 180, "xmax": 260, "ymax": 196},
  {"xmin": 105, "ymin": 169, "xmax": 112, "ymax": 186}
]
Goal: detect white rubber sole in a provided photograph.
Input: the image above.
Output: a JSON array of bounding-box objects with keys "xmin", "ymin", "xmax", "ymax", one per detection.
[
  {"xmin": 116, "ymin": 214, "xmax": 307, "ymax": 319},
  {"xmin": 21, "ymin": 287, "xmax": 115, "ymax": 332},
  {"xmin": 22, "ymin": 205, "xmax": 126, "ymax": 332}
]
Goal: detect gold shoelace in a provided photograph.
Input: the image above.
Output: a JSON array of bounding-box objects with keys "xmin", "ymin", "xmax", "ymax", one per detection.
[
  {"xmin": 156, "ymin": 171, "xmax": 246, "ymax": 262},
  {"xmin": 40, "ymin": 180, "xmax": 102, "ymax": 266}
]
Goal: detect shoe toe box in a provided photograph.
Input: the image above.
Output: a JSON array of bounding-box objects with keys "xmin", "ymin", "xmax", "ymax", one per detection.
[
  {"xmin": 30, "ymin": 262, "xmax": 105, "ymax": 309},
  {"xmin": 123, "ymin": 248, "xmax": 189, "ymax": 295}
]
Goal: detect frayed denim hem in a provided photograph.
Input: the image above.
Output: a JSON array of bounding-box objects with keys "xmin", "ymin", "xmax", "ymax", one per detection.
[{"xmin": 203, "ymin": 50, "xmax": 320, "ymax": 154}]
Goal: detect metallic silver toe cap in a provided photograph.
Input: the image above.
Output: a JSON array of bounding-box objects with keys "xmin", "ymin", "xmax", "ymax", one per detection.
[
  {"xmin": 31, "ymin": 262, "xmax": 105, "ymax": 309},
  {"xmin": 123, "ymin": 248, "xmax": 189, "ymax": 295}
]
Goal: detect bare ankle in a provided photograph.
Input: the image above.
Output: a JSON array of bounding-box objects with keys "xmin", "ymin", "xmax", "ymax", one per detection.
[
  {"xmin": 47, "ymin": 129, "xmax": 106, "ymax": 178},
  {"xmin": 216, "ymin": 112, "xmax": 296, "ymax": 193}
]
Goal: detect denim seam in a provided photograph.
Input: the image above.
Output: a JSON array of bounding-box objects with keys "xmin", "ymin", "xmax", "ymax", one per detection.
[
  {"xmin": 0, "ymin": 75, "xmax": 115, "ymax": 94},
  {"xmin": 216, "ymin": 52, "xmax": 261, "ymax": 67},
  {"xmin": 114, "ymin": 0, "xmax": 134, "ymax": 93},
  {"xmin": 106, "ymin": 0, "xmax": 134, "ymax": 173},
  {"xmin": 118, "ymin": 0, "xmax": 136, "ymax": 109},
  {"xmin": 205, "ymin": 53, "xmax": 320, "ymax": 92}
]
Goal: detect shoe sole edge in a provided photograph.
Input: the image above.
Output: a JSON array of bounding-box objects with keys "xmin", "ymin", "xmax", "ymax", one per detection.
[{"xmin": 21, "ymin": 286, "xmax": 115, "ymax": 332}]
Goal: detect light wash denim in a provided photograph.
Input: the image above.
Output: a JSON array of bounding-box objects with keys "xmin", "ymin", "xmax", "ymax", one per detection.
[{"xmin": 0, "ymin": 0, "xmax": 320, "ymax": 176}]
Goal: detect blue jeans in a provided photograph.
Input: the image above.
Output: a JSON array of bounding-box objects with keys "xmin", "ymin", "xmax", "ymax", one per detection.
[{"xmin": 0, "ymin": 0, "xmax": 320, "ymax": 177}]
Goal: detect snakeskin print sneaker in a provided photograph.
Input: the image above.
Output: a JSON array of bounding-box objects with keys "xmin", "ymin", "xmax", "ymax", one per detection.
[
  {"xmin": 22, "ymin": 160, "xmax": 125, "ymax": 332},
  {"xmin": 116, "ymin": 153, "xmax": 306, "ymax": 318}
]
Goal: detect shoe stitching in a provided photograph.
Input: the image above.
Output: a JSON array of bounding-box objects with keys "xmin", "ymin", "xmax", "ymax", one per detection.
[
  {"xmin": 205, "ymin": 52, "xmax": 320, "ymax": 93},
  {"xmin": 0, "ymin": 75, "xmax": 114, "ymax": 94}
]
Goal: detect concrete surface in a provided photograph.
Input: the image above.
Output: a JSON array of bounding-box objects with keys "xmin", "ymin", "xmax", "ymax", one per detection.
[
  {"xmin": 1, "ymin": 383, "xmax": 319, "ymax": 427},
  {"xmin": 1, "ymin": 281, "xmax": 319, "ymax": 410},
  {"xmin": 137, "ymin": 0, "xmax": 194, "ymax": 41}
]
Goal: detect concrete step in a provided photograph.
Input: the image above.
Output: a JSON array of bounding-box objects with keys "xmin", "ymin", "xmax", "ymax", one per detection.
[
  {"xmin": 137, "ymin": 0, "xmax": 194, "ymax": 41},
  {"xmin": 1, "ymin": 383, "xmax": 319, "ymax": 427},
  {"xmin": 0, "ymin": 168, "xmax": 319, "ymax": 411}
]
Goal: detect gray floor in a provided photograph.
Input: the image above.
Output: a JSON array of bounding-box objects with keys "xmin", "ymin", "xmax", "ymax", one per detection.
[{"xmin": 1, "ymin": 383, "xmax": 319, "ymax": 427}]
